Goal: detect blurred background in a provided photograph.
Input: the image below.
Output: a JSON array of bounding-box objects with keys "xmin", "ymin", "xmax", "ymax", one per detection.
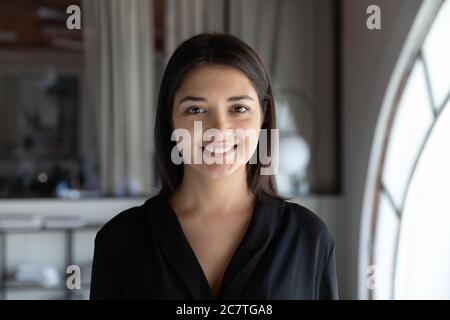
[{"xmin": 0, "ymin": 0, "xmax": 448, "ymax": 299}]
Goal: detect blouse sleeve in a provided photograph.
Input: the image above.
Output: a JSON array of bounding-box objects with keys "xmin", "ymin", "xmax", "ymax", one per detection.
[
  {"xmin": 319, "ymin": 240, "xmax": 339, "ymax": 300},
  {"xmin": 89, "ymin": 233, "xmax": 121, "ymax": 299}
]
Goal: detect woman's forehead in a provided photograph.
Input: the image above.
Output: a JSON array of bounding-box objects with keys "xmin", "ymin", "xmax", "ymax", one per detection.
[{"xmin": 176, "ymin": 65, "xmax": 258, "ymax": 98}]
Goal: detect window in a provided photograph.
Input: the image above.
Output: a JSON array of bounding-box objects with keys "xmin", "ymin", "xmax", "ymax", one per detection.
[{"xmin": 363, "ymin": 0, "xmax": 450, "ymax": 299}]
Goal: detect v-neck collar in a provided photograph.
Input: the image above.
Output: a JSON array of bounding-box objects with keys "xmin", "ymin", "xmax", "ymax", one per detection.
[{"xmin": 145, "ymin": 193, "xmax": 285, "ymax": 300}]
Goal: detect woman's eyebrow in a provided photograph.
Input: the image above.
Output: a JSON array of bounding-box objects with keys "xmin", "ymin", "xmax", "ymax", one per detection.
[
  {"xmin": 178, "ymin": 95, "xmax": 254, "ymax": 105},
  {"xmin": 178, "ymin": 96, "xmax": 207, "ymax": 105},
  {"xmin": 227, "ymin": 95, "xmax": 254, "ymax": 102}
]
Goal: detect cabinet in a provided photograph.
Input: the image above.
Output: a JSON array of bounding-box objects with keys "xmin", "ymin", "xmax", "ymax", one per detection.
[{"xmin": 0, "ymin": 223, "xmax": 101, "ymax": 300}]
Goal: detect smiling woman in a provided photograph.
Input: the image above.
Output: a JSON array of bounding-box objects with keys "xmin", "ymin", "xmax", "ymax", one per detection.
[
  {"xmin": 90, "ymin": 33, "xmax": 338, "ymax": 300},
  {"xmin": 171, "ymin": 64, "xmax": 263, "ymax": 178},
  {"xmin": 155, "ymin": 33, "xmax": 280, "ymax": 201}
]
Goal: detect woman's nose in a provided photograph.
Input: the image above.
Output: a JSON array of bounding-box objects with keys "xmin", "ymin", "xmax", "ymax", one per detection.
[
  {"xmin": 206, "ymin": 110, "xmax": 229, "ymax": 131},
  {"xmin": 203, "ymin": 110, "xmax": 234, "ymax": 141}
]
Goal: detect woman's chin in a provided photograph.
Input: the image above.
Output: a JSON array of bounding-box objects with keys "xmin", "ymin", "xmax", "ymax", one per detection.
[{"xmin": 197, "ymin": 162, "xmax": 242, "ymax": 179}]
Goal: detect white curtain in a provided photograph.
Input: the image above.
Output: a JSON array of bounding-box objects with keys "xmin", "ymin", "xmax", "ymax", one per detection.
[{"xmin": 83, "ymin": 0, "xmax": 155, "ymax": 196}]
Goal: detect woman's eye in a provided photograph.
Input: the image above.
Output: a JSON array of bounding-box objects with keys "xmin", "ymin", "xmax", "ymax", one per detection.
[
  {"xmin": 185, "ymin": 106, "xmax": 206, "ymax": 114},
  {"xmin": 232, "ymin": 105, "xmax": 249, "ymax": 113}
]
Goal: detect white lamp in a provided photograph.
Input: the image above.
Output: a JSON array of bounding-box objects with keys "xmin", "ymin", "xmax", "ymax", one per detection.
[{"xmin": 278, "ymin": 134, "xmax": 311, "ymax": 195}]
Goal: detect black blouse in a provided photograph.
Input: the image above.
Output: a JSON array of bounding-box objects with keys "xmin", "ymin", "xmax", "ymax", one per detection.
[{"xmin": 89, "ymin": 193, "xmax": 338, "ymax": 300}]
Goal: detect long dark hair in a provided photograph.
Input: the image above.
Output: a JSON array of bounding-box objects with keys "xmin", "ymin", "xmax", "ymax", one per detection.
[{"xmin": 154, "ymin": 32, "xmax": 284, "ymax": 203}]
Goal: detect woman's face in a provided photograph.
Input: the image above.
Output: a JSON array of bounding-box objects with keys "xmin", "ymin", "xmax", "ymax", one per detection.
[{"xmin": 172, "ymin": 64, "xmax": 262, "ymax": 180}]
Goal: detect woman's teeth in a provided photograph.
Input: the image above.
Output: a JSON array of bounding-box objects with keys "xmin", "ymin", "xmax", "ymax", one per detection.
[
  {"xmin": 203, "ymin": 144, "xmax": 236, "ymax": 154},
  {"xmin": 206, "ymin": 146, "xmax": 234, "ymax": 153}
]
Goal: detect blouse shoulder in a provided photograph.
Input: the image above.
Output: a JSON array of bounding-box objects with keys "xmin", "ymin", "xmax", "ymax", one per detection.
[
  {"xmin": 95, "ymin": 193, "xmax": 165, "ymax": 241},
  {"xmin": 282, "ymin": 200, "xmax": 335, "ymax": 247},
  {"xmin": 94, "ymin": 201, "xmax": 148, "ymax": 246}
]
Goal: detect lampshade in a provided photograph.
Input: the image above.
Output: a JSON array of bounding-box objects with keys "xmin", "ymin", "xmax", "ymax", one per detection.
[{"xmin": 279, "ymin": 134, "xmax": 311, "ymax": 175}]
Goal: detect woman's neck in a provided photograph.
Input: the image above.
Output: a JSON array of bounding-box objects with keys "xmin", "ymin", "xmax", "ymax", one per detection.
[{"xmin": 169, "ymin": 166, "xmax": 255, "ymax": 217}]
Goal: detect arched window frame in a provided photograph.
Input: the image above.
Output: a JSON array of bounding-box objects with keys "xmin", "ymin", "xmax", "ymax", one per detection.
[{"xmin": 359, "ymin": 0, "xmax": 450, "ymax": 300}]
